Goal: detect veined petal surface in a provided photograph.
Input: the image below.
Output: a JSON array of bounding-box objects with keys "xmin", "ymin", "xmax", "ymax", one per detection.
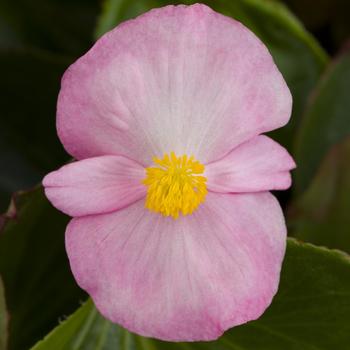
[
  {"xmin": 57, "ymin": 4, "xmax": 291, "ymax": 165},
  {"xmin": 206, "ymin": 135, "xmax": 296, "ymax": 193},
  {"xmin": 43, "ymin": 155, "xmax": 146, "ymax": 216},
  {"xmin": 66, "ymin": 192, "xmax": 286, "ymax": 341}
]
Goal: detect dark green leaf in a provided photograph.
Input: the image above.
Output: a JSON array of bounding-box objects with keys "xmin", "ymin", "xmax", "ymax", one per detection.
[
  {"xmin": 0, "ymin": 277, "xmax": 8, "ymax": 350},
  {"xmin": 31, "ymin": 239, "xmax": 350, "ymax": 349},
  {"xmin": 95, "ymin": 0, "xmax": 328, "ymax": 150},
  {"xmin": 289, "ymin": 138, "xmax": 350, "ymax": 253},
  {"xmin": 0, "ymin": 48, "xmax": 70, "ymax": 211},
  {"xmin": 284, "ymin": 0, "xmax": 350, "ymax": 52},
  {"xmin": 0, "ymin": 187, "xmax": 86, "ymax": 350},
  {"xmin": 0, "ymin": 0, "xmax": 99, "ymax": 56},
  {"xmin": 294, "ymin": 46, "xmax": 350, "ymax": 193}
]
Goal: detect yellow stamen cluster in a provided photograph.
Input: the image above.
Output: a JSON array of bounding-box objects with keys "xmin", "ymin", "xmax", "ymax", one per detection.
[{"xmin": 143, "ymin": 152, "xmax": 207, "ymax": 219}]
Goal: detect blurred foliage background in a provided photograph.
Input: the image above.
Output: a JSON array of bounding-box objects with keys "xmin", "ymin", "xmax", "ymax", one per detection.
[{"xmin": 1, "ymin": 0, "xmax": 350, "ymax": 349}]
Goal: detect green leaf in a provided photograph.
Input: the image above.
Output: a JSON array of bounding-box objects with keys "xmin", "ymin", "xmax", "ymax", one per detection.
[
  {"xmin": 0, "ymin": 277, "xmax": 8, "ymax": 350},
  {"xmin": 289, "ymin": 138, "xmax": 350, "ymax": 253},
  {"xmin": 294, "ymin": 47, "xmax": 350, "ymax": 193},
  {"xmin": 31, "ymin": 239, "xmax": 350, "ymax": 350},
  {"xmin": 0, "ymin": 187, "xmax": 86, "ymax": 350},
  {"xmin": 95, "ymin": 0, "xmax": 328, "ymax": 150},
  {"xmin": 31, "ymin": 300, "xmax": 134, "ymax": 350},
  {"xmin": 0, "ymin": 48, "xmax": 70, "ymax": 211}
]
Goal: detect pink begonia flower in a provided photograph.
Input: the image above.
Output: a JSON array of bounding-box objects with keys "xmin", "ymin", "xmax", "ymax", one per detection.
[{"xmin": 43, "ymin": 4, "xmax": 295, "ymax": 342}]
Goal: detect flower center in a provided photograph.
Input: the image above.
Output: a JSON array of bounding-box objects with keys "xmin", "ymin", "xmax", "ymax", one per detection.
[{"xmin": 143, "ymin": 152, "xmax": 207, "ymax": 219}]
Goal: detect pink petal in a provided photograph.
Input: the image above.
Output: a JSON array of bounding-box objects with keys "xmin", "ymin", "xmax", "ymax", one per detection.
[
  {"xmin": 58, "ymin": 4, "xmax": 291, "ymax": 165},
  {"xmin": 43, "ymin": 155, "xmax": 146, "ymax": 217},
  {"xmin": 66, "ymin": 192, "xmax": 286, "ymax": 341},
  {"xmin": 206, "ymin": 135, "xmax": 296, "ymax": 193}
]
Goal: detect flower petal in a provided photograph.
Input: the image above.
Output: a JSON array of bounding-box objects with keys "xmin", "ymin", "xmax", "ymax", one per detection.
[
  {"xmin": 206, "ymin": 135, "xmax": 296, "ymax": 193},
  {"xmin": 66, "ymin": 192, "xmax": 286, "ymax": 341},
  {"xmin": 43, "ymin": 155, "xmax": 146, "ymax": 217},
  {"xmin": 58, "ymin": 4, "xmax": 291, "ymax": 165}
]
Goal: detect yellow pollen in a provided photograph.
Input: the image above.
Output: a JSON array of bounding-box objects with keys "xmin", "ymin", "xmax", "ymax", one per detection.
[{"xmin": 142, "ymin": 152, "xmax": 207, "ymax": 219}]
